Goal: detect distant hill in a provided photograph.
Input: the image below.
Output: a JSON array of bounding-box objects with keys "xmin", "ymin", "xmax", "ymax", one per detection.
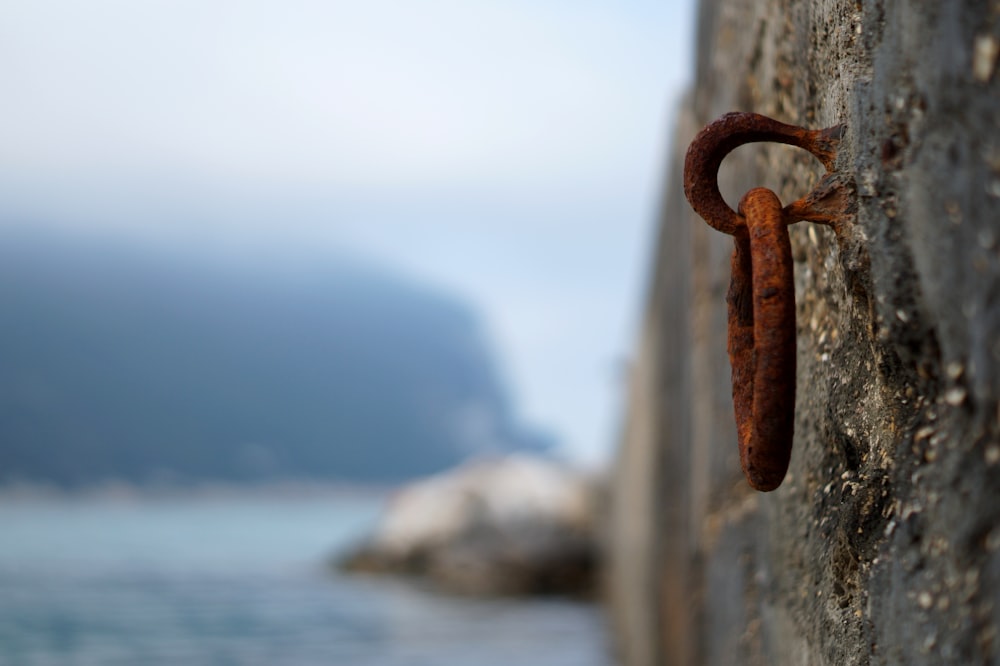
[{"xmin": 0, "ymin": 229, "xmax": 553, "ymax": 486}]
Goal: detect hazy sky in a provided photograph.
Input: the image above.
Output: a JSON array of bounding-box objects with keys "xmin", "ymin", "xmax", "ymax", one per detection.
[{"xmin": 0, "ymin": 0, "xmax": 696, "ymax": 463}]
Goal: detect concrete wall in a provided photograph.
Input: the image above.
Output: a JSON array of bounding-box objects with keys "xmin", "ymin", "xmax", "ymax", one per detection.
[{"xmin": 608, "ymin": 1, "xmax": 1000, "ymax": 664}]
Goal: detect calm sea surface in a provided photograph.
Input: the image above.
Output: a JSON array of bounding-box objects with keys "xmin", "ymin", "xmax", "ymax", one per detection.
[{"xmin": 0, "ymin": 491, "xmax": 612, "ymax": 665}]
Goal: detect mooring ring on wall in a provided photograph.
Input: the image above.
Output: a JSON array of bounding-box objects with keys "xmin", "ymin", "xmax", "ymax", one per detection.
[{"xmin": 682, "ymin": 111, "xmax": 851, "ymax": 492}]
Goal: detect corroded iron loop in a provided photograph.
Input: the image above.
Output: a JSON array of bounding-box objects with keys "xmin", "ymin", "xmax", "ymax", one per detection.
[
  {"xmin": 684, "ymin": 112, "xmax": 850, "ymax": 492},
  {"xmin": 683, "ymin": 112, "xmax": 844, "ymax": 235},
  {"xmin": 727, "ymin": 188, "xmax": 796, "ymax": 491}
]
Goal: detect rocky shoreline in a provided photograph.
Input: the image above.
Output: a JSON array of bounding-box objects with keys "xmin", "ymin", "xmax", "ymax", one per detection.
[{"xmin": 336, "ymin": 454, "xmax": 603, "ymax": 597}]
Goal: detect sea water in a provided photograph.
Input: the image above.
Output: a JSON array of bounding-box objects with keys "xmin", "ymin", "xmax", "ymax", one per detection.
[{"xmin": 0, "ymin": 491, "xmax": 612, "ymax": 665}]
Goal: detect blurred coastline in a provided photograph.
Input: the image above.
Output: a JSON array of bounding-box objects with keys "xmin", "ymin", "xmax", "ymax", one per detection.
[
  {"xmin": 0, "ymin": 1, "xmax": 695, "ymax": 663},
  {"xmin": 0, "ymin": 472, "xmax": 612, "ymax": 665},
  {"xmin": 0, "ymin": 478, "xmax": 395, "ymax": 504}
]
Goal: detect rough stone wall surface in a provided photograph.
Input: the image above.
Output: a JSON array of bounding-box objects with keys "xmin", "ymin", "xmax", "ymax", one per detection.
[{"xmin": 608, "ymin": 1, "xmax": 1000, "ymax": 665}]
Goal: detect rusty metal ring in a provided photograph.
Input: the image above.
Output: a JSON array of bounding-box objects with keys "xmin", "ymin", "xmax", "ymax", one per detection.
[
  {"xmin": 683, "ymin": 112, "xmax": 844, "ymax": 235},
  {"xmin": 727, "ymin": 188, "xmax": 796, "ymax": 491},
  {"xmin": 683, "ymin": 112, "xmax": 850, "ymax": 492}
]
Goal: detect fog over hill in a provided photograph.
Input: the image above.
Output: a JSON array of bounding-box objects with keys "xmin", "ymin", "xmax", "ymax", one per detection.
[{"xmin": 0, "ymin": 229, "xmax": 553, "ymax": 486}]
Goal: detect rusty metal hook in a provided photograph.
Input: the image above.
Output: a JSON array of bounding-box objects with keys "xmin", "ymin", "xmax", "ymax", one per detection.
[{"xmin": 683, "ymin": 112, "xmax": 851, "ymax": 492}]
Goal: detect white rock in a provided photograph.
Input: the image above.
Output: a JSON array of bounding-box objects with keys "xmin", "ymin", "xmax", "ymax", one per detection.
[
  {"xmin": 373, "ymin": 454, "xmax": 594, "ymax": 556},
  {"xmin": 339, "ymin": 454, "xmax": 602, "ymax": 595}
]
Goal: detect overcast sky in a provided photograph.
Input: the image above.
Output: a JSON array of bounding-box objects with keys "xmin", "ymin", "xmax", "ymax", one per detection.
[{"xmin": 0, "ymin": 0, "xmax": 696, "ymax": 463}]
